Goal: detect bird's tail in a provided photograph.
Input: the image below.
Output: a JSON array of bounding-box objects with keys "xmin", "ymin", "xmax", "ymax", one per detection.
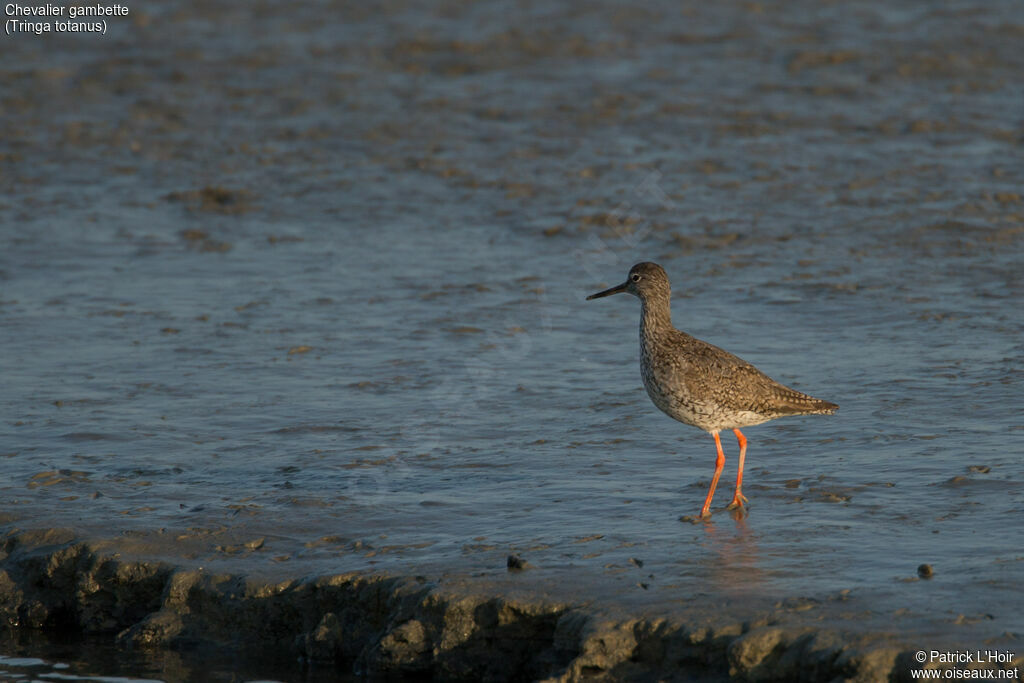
[
  {"xmin": 775, "ymin": 389, "xmax": 838, "ymax": 415},
  {"xmin": 805, "ymin": 398, "xmax": 838, "ymax": 415}
]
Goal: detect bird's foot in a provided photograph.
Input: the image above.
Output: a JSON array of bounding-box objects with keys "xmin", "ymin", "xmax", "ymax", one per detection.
[
  {"xmin": 685, "ymin": 507, "xmax": 713, "ymax": 522},
  {"xmin": 726, "ymin": 492, "xmax": 749, "ymax": 510}
]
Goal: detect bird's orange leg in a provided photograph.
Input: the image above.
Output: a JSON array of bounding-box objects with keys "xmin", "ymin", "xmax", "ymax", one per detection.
[
  {"xmin": 700, "ymin": 431, "xmax": 726, "ymax": 518},
  {"xmin": 727, "ymin": 428, "xmax": 749, "ymax": 510}
]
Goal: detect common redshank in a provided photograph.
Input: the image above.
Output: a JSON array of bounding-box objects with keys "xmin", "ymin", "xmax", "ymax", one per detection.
[{"xmin": 586, "ymin": 262, "xmax": 838, "ymax": 519}]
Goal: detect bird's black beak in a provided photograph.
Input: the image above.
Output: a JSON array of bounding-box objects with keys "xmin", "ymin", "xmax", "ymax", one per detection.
[{"xmin": 586, "ymin": 281, "xmax": 629, "ymax": 300}]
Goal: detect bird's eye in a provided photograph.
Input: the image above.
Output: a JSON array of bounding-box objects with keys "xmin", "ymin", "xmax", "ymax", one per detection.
[{"xmin": 630, "ymin": 273, "xmax": 641, "ymax": 282}]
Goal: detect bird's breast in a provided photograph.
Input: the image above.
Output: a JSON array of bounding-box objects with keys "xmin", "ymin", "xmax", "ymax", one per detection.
[{"xmin": 640, "ymin": 343, "xmax": 698, "ymax": 421}]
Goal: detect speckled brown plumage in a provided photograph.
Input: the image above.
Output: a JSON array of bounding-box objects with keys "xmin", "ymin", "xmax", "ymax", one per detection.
[{"xmin": 587, "ymin": 262, "xmax": 838, "ymax": 518}]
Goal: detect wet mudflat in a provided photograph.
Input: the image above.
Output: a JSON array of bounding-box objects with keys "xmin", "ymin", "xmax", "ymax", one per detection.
[{"xmin": 1, "ymin": 0, "xmax": 1022, "ymax": 679}]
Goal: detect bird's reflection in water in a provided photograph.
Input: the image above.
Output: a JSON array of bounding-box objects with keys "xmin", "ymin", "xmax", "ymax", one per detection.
[{"xmin": 695, "ymin": 513, "xmax": 767, "ymax": 597}]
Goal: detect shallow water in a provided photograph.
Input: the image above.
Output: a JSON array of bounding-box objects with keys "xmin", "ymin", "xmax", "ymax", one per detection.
[
  {"xmin": 2, "ymin": 0, "xmax": 1023, "ymax": 670},
  {"xmin": 0, "ymin": 628, "xmax": 339, "ymax": 682}
]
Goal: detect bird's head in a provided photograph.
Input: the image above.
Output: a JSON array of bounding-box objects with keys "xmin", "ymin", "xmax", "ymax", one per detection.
[{"xmin": 586, "ymin": 262, "xmax": 670, "ymax": 301}]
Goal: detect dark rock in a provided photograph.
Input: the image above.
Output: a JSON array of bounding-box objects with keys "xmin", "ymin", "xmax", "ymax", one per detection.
[
  {"xmin": 372, "ymin": 619, "xmax": 431, "ymax": 672},
  {"xmin": 117, "ymin": 610, "xmax": 185, "ymax": 647},
  {"xmin": 507, "ymin": 554, "xmax": 531, "ymax": 571}
]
